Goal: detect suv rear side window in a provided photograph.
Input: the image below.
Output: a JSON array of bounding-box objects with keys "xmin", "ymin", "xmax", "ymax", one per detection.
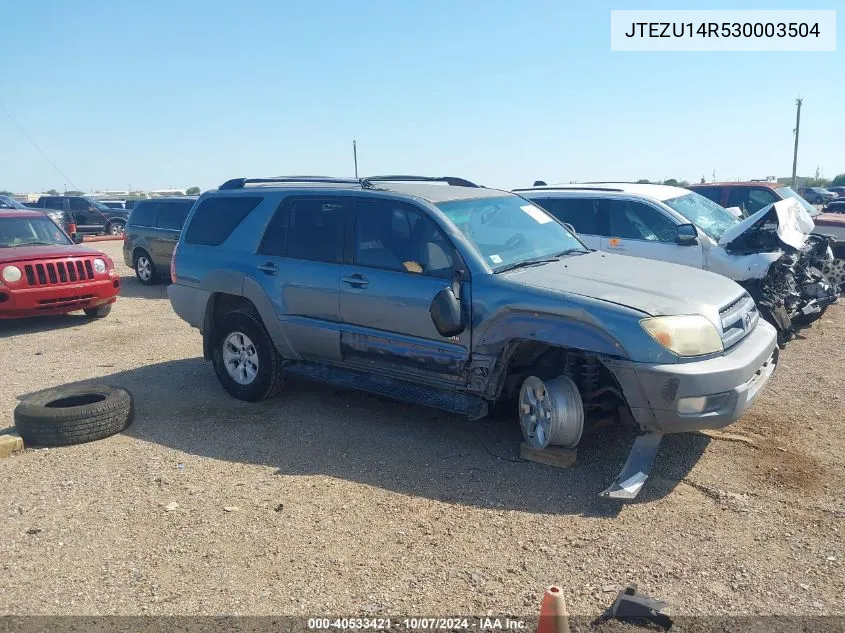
[
  {"xmin": 532, "ymin": 197, "xmax": 600, "ymax": 235},
  {"xmin": 42, "ymin": 198, "xmax": 64, "ymax": 210},
  {"xmin": 260, "ymin": 197, "xmax": 349, "ymax": 263},
  {"xmin": 156, "ymin": 200, "xmax": 193, "ymax": 231},
  {"xmin": 183, "ymin": 196, "xmax": 262, "ymax": 246},
  {"xmin": 130, "ymin": 201, "xmax": 158, "ymax": 227}
]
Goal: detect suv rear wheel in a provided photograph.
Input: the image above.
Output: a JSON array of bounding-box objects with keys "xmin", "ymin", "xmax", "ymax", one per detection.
[
  {"xmin": 212, "ymin": 310, "xmax": 285, "ymax": 401},
  {"xmin": 134, "ymin": 250, "xmax": 157, "ymax": 285}
]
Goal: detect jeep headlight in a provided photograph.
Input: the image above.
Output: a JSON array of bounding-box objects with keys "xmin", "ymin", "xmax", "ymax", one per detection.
[
  {"xmin": 641, "ymin": 315, "xmax": 723, "ymax": 356},
  {"xmin": 93, "ymin": 258, "xmax": 107, "ymax": 273},
  {"xmin": 2, "ymin": 265, "xmax": 22, "ymax": 283}
]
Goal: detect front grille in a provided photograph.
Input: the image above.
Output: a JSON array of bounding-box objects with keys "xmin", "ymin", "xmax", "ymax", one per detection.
[
  {"xmin": 719, "ymin": 292, "xmax": 759, "ymax": 349},
  {"xmin": 22, "ymin": 258, "xmax": 97, "ymax": 288}
]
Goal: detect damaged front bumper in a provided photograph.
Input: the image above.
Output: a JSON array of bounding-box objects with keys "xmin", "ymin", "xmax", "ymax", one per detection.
[{"xmin": 601, "ymin": 319, "xmax": 778, "ymax": 500}]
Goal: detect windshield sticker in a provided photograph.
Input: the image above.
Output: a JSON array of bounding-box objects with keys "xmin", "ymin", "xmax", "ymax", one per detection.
[
  {"xmin": 520, "ymin": 205, "xmax": 552, "ymax": 224},
  {"xmin": 489, "ymin": 254, "xmax": 503, "ymax": 264}
]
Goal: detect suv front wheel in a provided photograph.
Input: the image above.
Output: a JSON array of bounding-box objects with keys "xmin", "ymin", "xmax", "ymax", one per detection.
[{"xmin": 212, "ymin": 310, "xmax": 285, "ymax": 401}]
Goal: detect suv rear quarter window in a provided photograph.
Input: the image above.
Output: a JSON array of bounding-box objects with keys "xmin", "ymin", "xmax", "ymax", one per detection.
[
  {"xmin": 532, "ymin": 197, "xmax": 600, "ymax": 235},
  {"xmin": 183, "ymin": 196, "xmax": 263, "ymax": 246},
  {"xmin": 264, "ymin": 197, "xmax": 348, "ymax": 263}
]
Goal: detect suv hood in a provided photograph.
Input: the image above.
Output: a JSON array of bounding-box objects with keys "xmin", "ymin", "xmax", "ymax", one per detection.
[
  {"xmin": 0, "ymin": 244, "xmax": 106, "ymax": 264},
  {"xmin": 502, "ymin": 251, "xmax": 743, "ymax": 326},
  {"xmin": 718, "ymin": 199, "xmax": 813, "ymax": 251}
]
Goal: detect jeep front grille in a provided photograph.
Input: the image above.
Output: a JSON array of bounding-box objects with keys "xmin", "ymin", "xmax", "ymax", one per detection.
[
  {"xmin": 719, "ymin": 292, "xmax": 758, "ymax": 349},
  {"xmin": 23, "ymin": 259, "xmax": 96, "ymax": 287}
]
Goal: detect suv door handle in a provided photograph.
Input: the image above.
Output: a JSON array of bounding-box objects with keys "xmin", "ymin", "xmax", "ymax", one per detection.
[
  {"xmin": 342, "ymin": 273, "xmax": 369, "ymax": 288},
  {"xmin": 257, "ymin": 262, "xmax": 278, "ymax": 275}
]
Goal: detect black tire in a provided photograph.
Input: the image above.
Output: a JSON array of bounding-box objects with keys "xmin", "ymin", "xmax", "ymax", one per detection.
[
  {"xmin": 134, "ymin": 250, "xmax": 157, "ymax": 285},
  {"xmin": 212, "ymin": 309, "xmax": 285, "ymax": 402},
  {"xmin": 84, "ymin": 304, "xmax": 112, "ymax": 318},
  {"xmin": 14, "ymin": 385, "xmax": 133, "ymax": 447}
]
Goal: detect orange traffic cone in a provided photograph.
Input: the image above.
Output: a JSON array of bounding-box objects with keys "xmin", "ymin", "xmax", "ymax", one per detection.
[{"xmin": 537, "ymin": 586, "xmax": 570, "ymax": 633}]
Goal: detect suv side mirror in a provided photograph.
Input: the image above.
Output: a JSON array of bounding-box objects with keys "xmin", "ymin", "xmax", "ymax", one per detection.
[
  {"xmin": 71, "ymin": 232, "xmax": 84, "ymax": 244},
  {"xmin": 676, "ymin": 223, "xmax": 698, "ymax": 245},
  {"xmin": 430, "ymin": 287, "xmax": 464, "ymax": 337}
]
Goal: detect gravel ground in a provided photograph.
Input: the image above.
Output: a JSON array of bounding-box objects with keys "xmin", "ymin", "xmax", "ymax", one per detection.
[{"xmin": 1, "ymin": 240, "xmax": 844, "ymax": 618}]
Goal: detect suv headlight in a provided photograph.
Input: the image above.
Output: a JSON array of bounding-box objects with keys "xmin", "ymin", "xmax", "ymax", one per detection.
[
  {"xmin": 641, "ymin": 315, "xmax": 723, "ymax": 356},
  {"xmin": 2, "ymin": 265, "xmax": 22, "ymax": 283},
  {"xmin": 93, "ymin": 258, "xmax": 107, "ymax": 273}
]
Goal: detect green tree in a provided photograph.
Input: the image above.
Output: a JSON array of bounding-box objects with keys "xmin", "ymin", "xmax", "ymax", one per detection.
[
  {"xmin": 635, "ymin": 179, "xmax": 651, "ymax": 184},
  {"xmin": 0, "ymin": 190, "xmax": 13, "ymax": 196},
  {"xmin": 663, "ymin": 179, "xmax": 679, "ymax": 187},
  {"xmin": 185, "ymin": 186, "xmax": 201, "ymax": 195},
  {"xmin": 65, "ymin": 190, "xmax": 84, "ymax": 196},
  {"xmin": 45, "ymin": 189, "xmax": 59, "ymax": 195},
  {"xmin": 829, "ymin": 173, "xmax": 845, "ymax": 187}
]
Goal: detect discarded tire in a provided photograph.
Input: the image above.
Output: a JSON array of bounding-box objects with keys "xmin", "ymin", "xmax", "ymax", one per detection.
[{"xmin": 14, "ymin": 385, "xmax": 133, "ymax": 447}]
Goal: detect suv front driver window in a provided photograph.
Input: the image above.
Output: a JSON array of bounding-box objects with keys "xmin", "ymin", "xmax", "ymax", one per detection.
[
  {"xmin": 355, "ymin": 199, "xmax": 454, "ymax": 277},
  {"xmin": 605, "ymin": 200, "xmax": 677, "ymax": 242}
]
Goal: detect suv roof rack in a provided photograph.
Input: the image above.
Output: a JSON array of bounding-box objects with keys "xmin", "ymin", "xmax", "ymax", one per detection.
[
  {"xmin": 361, "ymin": 175, "xmax": 480, "ymax": 188},
  {"xmin": 218, "ymin": 176, "xmax": 362, "ymax": 190}
]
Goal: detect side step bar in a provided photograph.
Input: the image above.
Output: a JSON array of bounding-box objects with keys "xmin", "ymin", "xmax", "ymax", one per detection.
[{"xmin": 285, "ymin": 361, "xmax": 488, "ymax": 419}]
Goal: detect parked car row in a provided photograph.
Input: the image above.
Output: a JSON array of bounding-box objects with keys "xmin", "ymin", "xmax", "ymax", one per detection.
[
  {"xmin": 24, "ymin": 195, "xmax": 130, "ymax": 236},
  {"xmin": 2, "ymin": 174, "xmax": 841, "ymax": 501}
]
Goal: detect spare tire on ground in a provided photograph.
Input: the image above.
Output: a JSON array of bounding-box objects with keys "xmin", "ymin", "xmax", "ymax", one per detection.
[{"xmin": 14, "ymin": 384, "xmax": 133, "ymax": 447}]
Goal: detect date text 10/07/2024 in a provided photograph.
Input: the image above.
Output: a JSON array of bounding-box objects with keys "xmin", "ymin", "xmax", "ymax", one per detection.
[
  {"xmin": 624, "ymin": 22, "xmax": 821, "ymax": 38},
  {"xmin": 307, "ymin": 618, "xmax": 529, "ymax": 630}
]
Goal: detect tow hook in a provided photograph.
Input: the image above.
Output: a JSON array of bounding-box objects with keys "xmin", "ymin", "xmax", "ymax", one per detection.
[{"xmin": 600, "ymin": 432, "xmax": 664, "ymax": 500}]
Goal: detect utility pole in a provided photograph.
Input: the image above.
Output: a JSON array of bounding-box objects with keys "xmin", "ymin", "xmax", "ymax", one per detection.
[
  {"xmin": 791, "ymin": 98, "xmax": 802, "ymax": 188},
  {"xmin": 353, "ymin": 139, "xmax": 359, "ymax": 178}
]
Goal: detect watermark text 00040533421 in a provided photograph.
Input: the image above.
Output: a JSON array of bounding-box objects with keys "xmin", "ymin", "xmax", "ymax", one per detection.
[{"xmin": 610, "ymin": 10, "xmax": 836, "ymax": 51}]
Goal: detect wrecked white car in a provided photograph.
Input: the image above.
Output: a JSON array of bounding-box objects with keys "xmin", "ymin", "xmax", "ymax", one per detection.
[{"xmin": 515, "ymin": 183, "xmax": 840, "ymax": 344}]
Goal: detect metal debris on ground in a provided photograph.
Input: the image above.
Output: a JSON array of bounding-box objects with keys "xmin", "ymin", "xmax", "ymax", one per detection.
[{"xmin": 595, "ymin": 583, "xmax": 673, "ymax": 630}]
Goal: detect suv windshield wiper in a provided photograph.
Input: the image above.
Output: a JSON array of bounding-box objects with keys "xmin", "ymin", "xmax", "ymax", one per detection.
[
  {"xmin": 494, "ymin": 256, "xmax": 562, "ymax": 274},
  {"xmin": 7, "ymin": 241, "xmax": 60, "ymax": 247},
  {"xmin": 493, "ymin": 248, "xmax": 591, "ymax": 274}
]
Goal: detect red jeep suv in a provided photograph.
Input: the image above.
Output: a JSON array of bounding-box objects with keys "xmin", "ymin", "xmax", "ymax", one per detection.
[{"xmin": 0, "ymin": 209, "xmax": 120, "ymax": 319}]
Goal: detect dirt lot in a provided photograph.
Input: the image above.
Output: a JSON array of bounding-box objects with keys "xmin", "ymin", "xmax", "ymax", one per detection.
[{"xmin": 1, "ymin": 240, "xmax": 844, "ymax": 618}]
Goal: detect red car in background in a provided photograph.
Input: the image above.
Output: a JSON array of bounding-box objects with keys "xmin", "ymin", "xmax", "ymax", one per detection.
[{"xmin": 0, "ymin": 209, "xmax": 120, "ymax": 319}]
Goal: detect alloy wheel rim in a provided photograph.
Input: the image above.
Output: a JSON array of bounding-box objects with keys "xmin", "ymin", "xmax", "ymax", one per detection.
[
  {"xmin": 519, "ymin": 377, "xmax": 554, "ymax": 448},
  {"xmin": 222, "ymin": 331, "xmax": 259, "ymax": 385},
  {"xmin": 137, "ymin": 257, "xmax": 151, "ymax": 281}
]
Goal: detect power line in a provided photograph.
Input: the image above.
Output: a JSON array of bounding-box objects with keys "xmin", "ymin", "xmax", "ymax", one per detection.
[{"xmin": 0, "ymin": 101, "xmax": 78, "ymax": 191}]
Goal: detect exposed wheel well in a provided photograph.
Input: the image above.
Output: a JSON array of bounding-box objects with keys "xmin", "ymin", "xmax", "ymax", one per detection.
[
  {"xmin": 202, "ymin": 293, "xmax": 260, "ymax": 359},
  {"xmin": 132, "ymin": 247, "xmax": 150, "ymax": 265},
  {"xmin": 496, "ymin": 340, "xmax": 633, "ymax": 427}
]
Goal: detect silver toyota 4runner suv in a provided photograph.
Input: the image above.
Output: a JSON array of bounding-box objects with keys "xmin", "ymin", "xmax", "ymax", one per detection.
[{"xmin": 168, "ymin": 176, "xmax": 779, "ymax": 499}]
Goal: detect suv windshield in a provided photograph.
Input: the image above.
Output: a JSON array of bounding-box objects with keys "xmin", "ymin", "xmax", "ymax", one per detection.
[
  {"xmin": 776, "ymin": 186, "xmax": 819, "ymax": 216},
  {"xmin": 662, "ymin": 192, "xmax": 739, "ymax": 240},
  {"xmin": 436, "ymin": 195, "xmax": 585, "ymax": 271},
  {"xmin": 0, "ymin": 215, "xmax": 71, "ymax": 248}
]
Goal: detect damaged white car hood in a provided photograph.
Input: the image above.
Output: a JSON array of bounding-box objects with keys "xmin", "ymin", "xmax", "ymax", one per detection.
[{"xmin": 718, "ymin": 199, "xmax": 814, "ymax": 250}]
